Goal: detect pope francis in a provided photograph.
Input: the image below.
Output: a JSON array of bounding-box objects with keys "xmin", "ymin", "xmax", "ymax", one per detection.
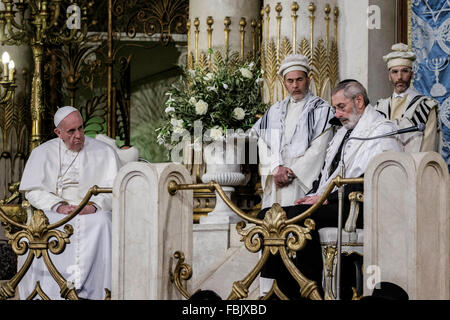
[{"xmin": 18, "ymin": 106, "xmax": 122, "ymax": 300}]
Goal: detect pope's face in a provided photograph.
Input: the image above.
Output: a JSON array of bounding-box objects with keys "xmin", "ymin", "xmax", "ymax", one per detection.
[
  {"xmin": 388, "ymin": 65, "xmax": 413, "ymax": 94},
  {"xmin": 331, "ymin": 90, "xmax": 364, "ymax": 130},
  {"xmin": 283, "ymin": 70, "xmax": 310, "ymax": 101},
  {"xmin": 54, "ymin": 111, "xmax": 85, "ymax": 152}
]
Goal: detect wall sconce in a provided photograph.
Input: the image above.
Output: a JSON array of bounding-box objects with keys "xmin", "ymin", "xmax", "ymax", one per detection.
[
  {"xmin": 0, "ymin": 51, "xmax": 16, "ymax": 105},
  {"xmin": 1, "ymin": 52, "xmax": 15, "ymax": 82}
]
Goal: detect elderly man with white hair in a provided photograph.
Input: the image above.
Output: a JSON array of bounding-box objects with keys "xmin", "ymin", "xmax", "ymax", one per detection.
[
  {"xmin": 374, "ymin": 43, "xmax": 440, "ymax": 152},
  {"xmin": 18, "ymin": 106, "xmax": 122, "ymax": 300},
  {"xmin": 251, "ymin": 54, "xmax": 334, "ymax": 296}
]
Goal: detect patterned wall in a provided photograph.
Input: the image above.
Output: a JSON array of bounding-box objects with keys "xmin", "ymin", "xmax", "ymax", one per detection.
[{"xmin": 411, "ymin": 0, "xmax": 450, "ymax": 171}]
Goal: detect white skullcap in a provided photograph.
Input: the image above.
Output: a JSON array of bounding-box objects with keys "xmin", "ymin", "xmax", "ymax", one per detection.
[
  {"xmin": 278, "ymin": 54, "xmax": 310, "ymax": 77},
  {"xmin": 54, "ymin": 106, "xmax": 79, "ymax": 127},
  {"xmin": 383, "ymin": 43, "xmax": 416, "ymax": 69}
]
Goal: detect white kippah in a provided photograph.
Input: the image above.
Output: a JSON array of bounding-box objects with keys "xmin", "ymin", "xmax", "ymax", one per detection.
[
  {"xmin": 383, "ymin": 43, "xmax": 416, "ymax": 69},
  {"xmin": 54, "ymin": 106, "xmax": 79, "ymax": 127},
  {"xmin": 278, "ymin": 54, "xmax": 310, "ymax": 77}
]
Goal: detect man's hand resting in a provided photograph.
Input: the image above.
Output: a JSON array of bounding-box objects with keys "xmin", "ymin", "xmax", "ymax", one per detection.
[
  {"xmin": 294, "ymin": 194, "xmax": 327, "ymax": 205},
  {"xmin": 273, "ymin": 165, "xmax": 295, "ymax": 188},
  {"xmin": 57, "ymin": 204, "xmax": 97, "ymax": 215}
]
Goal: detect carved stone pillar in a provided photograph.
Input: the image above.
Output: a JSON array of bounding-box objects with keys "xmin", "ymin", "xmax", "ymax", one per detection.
[
  {"xmin": 112, "ymin": 162, "xmax": 193, "ymax": 299},
  {"xmin": 337, "ymin": 0, "xmax": 396, "ymax": 103},
  {"xmin": 364, "ymin": 151, "xmax": 449, "ymax": 299}
]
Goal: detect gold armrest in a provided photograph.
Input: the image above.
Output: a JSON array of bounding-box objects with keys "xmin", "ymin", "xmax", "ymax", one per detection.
[{"xmin": 343, "ymin": 191, "xmax": 364, "ymax": 233}]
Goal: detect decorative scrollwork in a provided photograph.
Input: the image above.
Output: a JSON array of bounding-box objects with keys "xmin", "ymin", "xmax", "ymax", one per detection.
[
  {"xmin": 114, "ymin": 0, "xmax": 188, "ymax": 45},
  {"xmin": 236, "ymin": 221, "xmax": 266, "ymax": 253},
  {"xmin": 171, "ymin": 250, "xmax": 193, "ymax": 299},
  {"xmin": 168, "ymin": 177, "xmax": 364, "ymax": 301},
  {"xmin": 0, "ymin": 186, "xmax": 112, "ymax": 300}
]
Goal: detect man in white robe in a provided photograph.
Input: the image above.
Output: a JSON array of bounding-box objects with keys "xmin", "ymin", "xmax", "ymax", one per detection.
[
  {"xmin": 258, "ymin": 80, "xmax": 403, "ymax": 299},
  {"xmin": 252, "ymin": 54, "xmax": 334, "ymax": 210},
  {"xmin": 374, "ymin": 43, "xmax": 440, "ymax": 152},
  {"xmin": 18, "ymin": 106, "xmax": 121, "ymax": 300},
  {"xmin": 252, "ymin": 54, "xmax": 334, "ymax": 296}
]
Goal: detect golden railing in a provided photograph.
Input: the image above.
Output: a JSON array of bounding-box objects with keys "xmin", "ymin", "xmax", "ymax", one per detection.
[
  {"xmin": 0, "ymin": 186, "xmax": 112, "ymax": 300},
  {"xmin": 169, "ymin": 176, "xmax": 364, "ymax": 300},
  {"xmin": 0, "ymin": 176, "xmax": 363, "ymax": 300}
]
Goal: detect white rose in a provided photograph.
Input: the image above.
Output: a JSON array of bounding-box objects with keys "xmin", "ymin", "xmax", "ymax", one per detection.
[
  {"xmin": 203, "ymin": 72, "xmax": 214, "ymax": 81},
  {"xmin": 195, "ymin": 99, "xmax": 208, "ymax": 115},
  {"xmin": 222, "ymin": 83, "xmax": 229, "ymax": 89},
  {"xmin": 209, "ymin": 126, "xmax": 224, "ymax": 140},
  {"xmin": 189, "ymin": 96, "xmax": 197, "ymax": 105},
  {"xmin": 240, "ymin": 67, "xmax": 253, "ymax": 79},
  {"xmin": 165, "ymin": 106, "xmax": 175, "ymax": 113},
  {"xmin": 233, "ymin": 107, "xmax": 246, "ymax": 120}
]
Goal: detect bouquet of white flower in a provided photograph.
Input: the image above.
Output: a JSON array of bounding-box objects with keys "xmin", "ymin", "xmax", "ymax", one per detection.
[{"xmin": 156, "ymin": 52, "xmax": 267, "ymax": 151}]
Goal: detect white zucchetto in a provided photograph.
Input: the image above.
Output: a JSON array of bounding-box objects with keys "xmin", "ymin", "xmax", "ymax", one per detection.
[
  {"xmin": 278, "ymin": 54, "xmax": 310, "ymax": 77},
  {"xmin": 383, "ymin": 43, "xmax": 416, "ymax": 69},
  {"xmin": 54, "ymin": 106, "xmax": 79, "ymax": 127}
]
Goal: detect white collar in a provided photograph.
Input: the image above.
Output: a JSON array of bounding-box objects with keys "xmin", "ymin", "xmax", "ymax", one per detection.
[
  {"xmin": 392, "ymin": 87, "xmax": 414, "ymax": 99},
  {"xmin": 289, "ymin": 92, "xmax": 310, "ymax": 104}
]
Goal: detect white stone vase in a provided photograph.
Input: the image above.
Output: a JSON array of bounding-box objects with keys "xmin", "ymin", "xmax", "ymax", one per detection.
[{"xmin": 200, "ymin": 135, "xmax": 247, "ymax": 224}]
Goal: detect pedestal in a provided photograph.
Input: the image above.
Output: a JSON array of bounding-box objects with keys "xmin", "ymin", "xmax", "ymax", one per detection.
[
  {"xmin": 201, "ymin": 138, "xmax": 247, "ymax": 224},
  {"xmin": 364, "ymin": 151, "xmax": 449, "ymax": 299},
  {"xmin": 112, "ymin": 162, "xmax": 193, "ymax": 300}
]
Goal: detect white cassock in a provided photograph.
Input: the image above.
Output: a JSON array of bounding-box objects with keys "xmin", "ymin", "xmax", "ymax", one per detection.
[
  {"xmin": 252, "ymin": 92, "xmax": 334, "ymax": 209},
  {"xmin": 312, "ymin": 104, "xmax": 403, "ymax": 196},
  {"xmin": 18, "ymin": 136, "xmax": 121, "ymax": 300}
]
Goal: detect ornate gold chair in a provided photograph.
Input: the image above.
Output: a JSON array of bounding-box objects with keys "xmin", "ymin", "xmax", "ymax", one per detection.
[{"xmin": 318, "ymin": 191, "xmax": 364, "ymax": 300}]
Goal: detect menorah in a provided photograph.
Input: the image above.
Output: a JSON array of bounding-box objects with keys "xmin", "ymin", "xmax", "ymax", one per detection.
[
  {"xmin": 426, "ymin": 56, "xmax": 449, "ymax": 97},
  {"xmin": 0, "ymin": 0, "xmax": 91, "ymax": 152}
]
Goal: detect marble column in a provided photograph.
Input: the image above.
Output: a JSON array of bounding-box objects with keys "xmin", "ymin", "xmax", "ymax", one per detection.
[
  {"xmin": 112, "ymin": 162, "xmax": 193, "ymax": 300},
  {"xmin": 337, "ymin": 0, "xmax": 396, "ymax": 103},
  {"xmin": 363, "ymin": 151, "xmax": 449, "ymax": 299}
]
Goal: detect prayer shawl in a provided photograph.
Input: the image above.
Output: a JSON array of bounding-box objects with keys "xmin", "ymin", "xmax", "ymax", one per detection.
[
  {"xmin": 375, "ymin": 87, "xmax": 440, "ymax": 152},
  {"xmin": 20, "ymin": 136, "xmax": 121, "ymax": 211},
  {"xmin": 252, "ymin": 92, "xmax": 334, "ymax": 209},
  {"xmin": 314, "ymin": 104, "xmax": 403, "ymax": 196}
]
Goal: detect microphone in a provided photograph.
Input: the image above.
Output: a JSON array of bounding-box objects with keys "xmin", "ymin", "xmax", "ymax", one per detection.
[
  {"xmin": 340, "ymin": 122, "xmax": 425, "ymax": 172},
  {"xmin": 396, "ymin": 123, "xmax": 426, "ymax": 134}
]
